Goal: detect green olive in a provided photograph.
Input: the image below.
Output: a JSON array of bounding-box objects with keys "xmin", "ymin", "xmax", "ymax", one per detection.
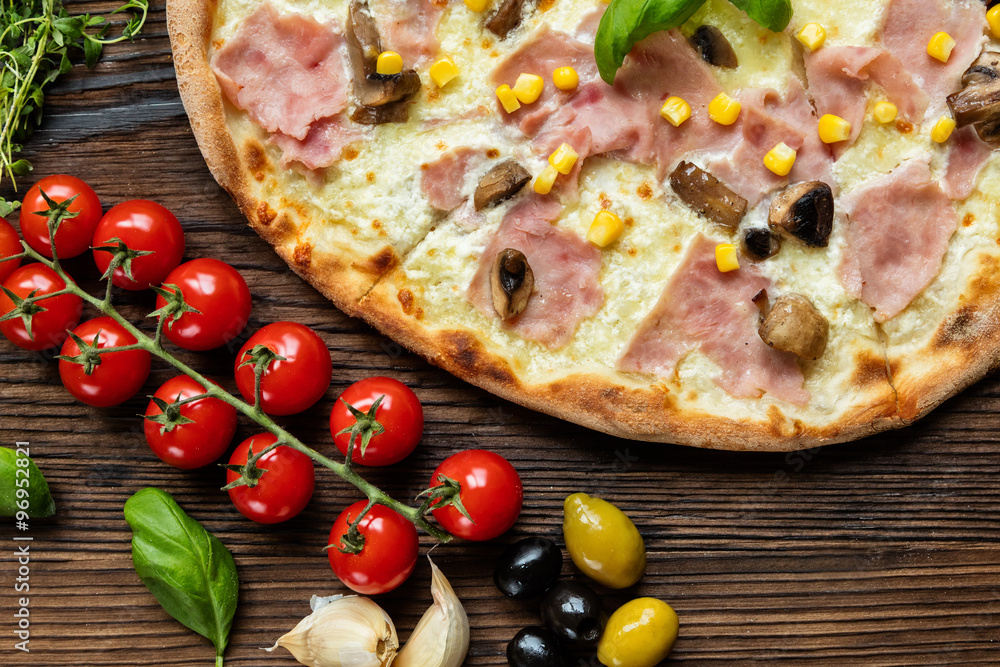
[
  {"xmin": 562, "ymin": 493, "xmax": 646, "ymax": 589},
  {"xmin": 597, "ymin": 597, "xmax": 679, "ymax": 667}
]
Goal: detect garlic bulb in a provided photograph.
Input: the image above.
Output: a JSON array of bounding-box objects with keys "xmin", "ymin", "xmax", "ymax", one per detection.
[
  {"xmin": 393, "ymin": 557, "xmax": 470, "ymax": 667},
  {"xmin": 267, "ymin": 594, "xmax": 398, "ymax": 667}
]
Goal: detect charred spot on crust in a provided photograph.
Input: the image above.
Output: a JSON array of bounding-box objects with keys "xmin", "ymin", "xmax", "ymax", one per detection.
[
  {"xmin": 766, "ymin": 405, "xmax": 801, "ymax": 438},
  {"xmin": 357, "ymin": 246, "xmax": 398, "ymax": 276},
  {"xmin": 397, "ymin": 288, "xmax": 415, "ymax": 314},
  {"xmin": 935, "ymin": 305, "xmax": 978, "ymax": 347},
  {"xmin": 293, "ymin": 242, "xmax": 313, "ymax": 267},
  {"xmin": 439, "ymin": 330, "xmax": 517, "ymax": 386},
  {"xmin": 851, "ymin": 350, "xmax": 889, "ymax": 387},
  {"xmin": 256, "ymin": 201, "xmax": 277, "ymax": 226},
  {"xmin": 933, "ymin": 254, "xmax": 1000, "ymax": 349},
  {"xmin": 243, "ymin": 139, "xmax": 269, "ymax": 173}
]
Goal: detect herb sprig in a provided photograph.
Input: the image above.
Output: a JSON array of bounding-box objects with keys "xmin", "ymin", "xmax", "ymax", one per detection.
[{"xmin": 0, "ymin": 0, "xmax": 148, "ymax": 215}]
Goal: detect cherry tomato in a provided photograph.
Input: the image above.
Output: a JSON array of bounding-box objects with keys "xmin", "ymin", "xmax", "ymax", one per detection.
[
  {"xmin": 0, "ymin": 217, "xmax": 22, "ymax": 282},
  {"xmin": 92, "ymin": 200, "xmax": 185, "ymax": 290},
  {"xmin": 0, "ymin": 264, "xmax": 82, "ymax": 351},
  {"xmin": 58, "ymin": 316, "xmax": 151, "ymax": 407},
  {"xmin": 430, "ymin": 449, "xmax": 523, "ymax": 542},
  {"xmin": 19, "ymin": 175, "xmax": 102, "ymax": 259},
  {"xmin": 234, "ymin": 322, "xmax": 332, "ymax": 416},
  {"xmin": 226, "ymin": 433, "xmax": 314, "ymax": 524},
  {"xmin": 327, "ymin": 500, "xmax": 418, "ymax": 595},
  {"xmin": 155, "ymin": 258, "xmax": 252, "ymax": 351},
  {"xmin": 144, "ymin": 375, "xmax": 237, "ymax": 469},
  {"xmin": 331, "ymin": 377, "xmax": 423, "ymax": 466}
]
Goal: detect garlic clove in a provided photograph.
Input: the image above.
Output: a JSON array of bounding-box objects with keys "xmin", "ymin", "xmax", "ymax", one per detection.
[
  {"xmin": 267, "ymin": 594, "xmax": 398, "ymax": 667},
  {"xmin": 393, "ymin": 556, "xmax": 470, "ymax": 667}
]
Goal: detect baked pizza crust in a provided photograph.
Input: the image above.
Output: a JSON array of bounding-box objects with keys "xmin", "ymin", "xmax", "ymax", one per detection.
[{"xmin": 166, "ymin": 0, "xmax": 995, "ymax": 451}]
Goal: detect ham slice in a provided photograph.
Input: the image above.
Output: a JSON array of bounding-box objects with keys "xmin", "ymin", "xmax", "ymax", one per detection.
[
  {"xmin": 618, "ymin": 234, "xmax": 808, "ymax": 406},
  {"xmin": 840, "ymin": 158, "xmax": 958, "ymax": 322},
  {"xmin": 420, "ymin": 148, "xmax": 481, "ymax": 211},
  {"xmin": 212, "ymin": 2, "xmax": 351, "ymax": 141},
  {"xmin": 374, "ymin": 0, "xmax": 444, "ymax": 65},
  {"xmin": 268, "ymin": 118, "xmax": 364, "ymax": 170},
  {"xmin": 468, "ymin": 196, "xmax": 603, "ymax": 349},
  {"xmin": 943, "ymin": 126, "xmax": 991, "ymax": 200}
]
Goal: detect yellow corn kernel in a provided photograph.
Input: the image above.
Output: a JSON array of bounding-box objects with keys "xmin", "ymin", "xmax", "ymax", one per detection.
[
  {"xmin": 429, "ymin": 57, "xmax": 459, "ymax": 88},
  {"xmin": 927, "ymin": 31, "xmax": 956, "ymax": 63},
  {"xmin": 660, "ymin": 96, "xmax": 692, "ymax": 127},
  {"xmin": 931, "ymin": 115, "xmax": 956, "ymax": 143},
  {"xmin": 548, "ymin": 143, "xmax": 579, "ymax": 175},
  {"xmin": 818, "ymin": 114, "xmax": 852, "ymax": 143},
  {"xmin": 552, "ymin": 66, "xmax": 579, "ymax": 91},
  {"xmin": 496, "ymin": 84, "xmax": 521, "ymax": 113},
  {"xmin": 989, "ymin": 6, "xmax": 1000, "ymax": 39},
  {"xmin": 587, "ymin": 211, "xmax": 624, "ymax": 247},
  {"xmin": 873, "ymin": 101, "xmax": 898, "ymax": 124},
  {"xmin": 763, "ymin": 142, "xmax": 797, "ymax": 177},
  {"xmin": 797, "ymin": 23, "xmax": 827, "ymax": 52},
  {"xmin": 376, "ymin": 51, "xmax": 403, "ymax": 76},
  {"xmin": 513, "ymin": 73, "xmax": 544, "ymax": 104},
  {"xmin": 534, "ymin": 165, "xmax": 559, "ymax": 195},
  {"xmin": 715, "ymin": 243, "xmax": 740, "ymax": 273},
  {"xmin": 708, "ymin": 93, "xmax": 741, "ymax": 126},
  {"xmin": 464, "ymin": 0, "xmax": 489, "ymax": 11}
]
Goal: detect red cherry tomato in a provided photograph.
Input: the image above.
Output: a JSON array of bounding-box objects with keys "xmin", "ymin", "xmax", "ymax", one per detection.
[
  {"xmin": 327, "ymin": 501, "xmax": 418, "ymax": 595},
  {"xmin": 92, "ymin": 200, "xmax": 185, "ymax": 290},
  {"xmin": 331, "ymin": 377, "xmax": 423, "ymax": 466},
  {"xmin": 58, "ymin": 316, "xmax": 151, "ymax": 407},
  {"xmin": 155, "ymin": 258, "xmax": 251, "ymax": 351},
  {"xmin": 0, "ymin": 264, "xmax": 82, "ymax": 351},
  {"xmin": 19, "ymin": 175, "xmax": 102, "ymax": 259},
  {"xmin": 234, "ymin": 322, "xmax": 332, "ymax": 416},
  {"xmin": 144, "ymin": 375, "xmax": 237, "ymax": 469},
  {"xmin": 226, "ymin": 433, "xmax": 315, "ymax": 524},
  {"xmin": 430, "ymin": 449, "xmax": 523, "ymax": 542},
  {"xmin": 0, "ymin": 217, "xmax": 21, "ymax": 282}
]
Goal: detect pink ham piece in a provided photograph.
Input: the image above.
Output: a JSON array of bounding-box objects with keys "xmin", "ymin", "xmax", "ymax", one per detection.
[
  {"xmin": 468, "ymin": 196, "xmax": 603, "ymax": 349},
  {"xmin": 375, "ymin": 0, "xmax": 445, "ymax": 65},
  {"xmin": 268, "ymin": 118, "xmax": 364, "ymax": 170},
  {"xmin": 420, "ymin": 148, "xmax": 481, "ymax": 211},
  {"xmin": 840, "ymin": 158, "xmax": 958, "ymax": 322},
  {"xmin": 618, "ymin": 234, "xmax": 809, "ymax": 406},
  {"xmin": 943, "ymin": 125, "xmax": 991, "ymax": 200},
  {"xmin": 212, "ymin": 2, "xmax": 351, "ymax": 141}
]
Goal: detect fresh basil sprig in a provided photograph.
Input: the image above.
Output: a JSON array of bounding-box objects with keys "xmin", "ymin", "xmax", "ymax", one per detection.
[
  {"xmin": 124, "ymin": 488, "xmax": 239, "ymax": 667},
  {"xmin": 595, "ymin": 0, "xmax": 793, "ymax": 84},
  {"xmin": 0, "ymin": 447, "xmax": 55, "ymax": 518}
]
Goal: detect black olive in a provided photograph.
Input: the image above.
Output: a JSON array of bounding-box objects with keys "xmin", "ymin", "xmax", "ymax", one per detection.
[
  {"xmin": 507, "ymin": 626, "xmax": 572, "ymax": 667},
  {"xmin": 540, "ymin": 580, "xmax": 605, "ymax": 646},
  {"xmin": 742, "ymin": 228, "xmax": 781, "ymax": 261},
  {"xmin": 494, "ymin": 537, "xmax": 563, "ymax": 600}
]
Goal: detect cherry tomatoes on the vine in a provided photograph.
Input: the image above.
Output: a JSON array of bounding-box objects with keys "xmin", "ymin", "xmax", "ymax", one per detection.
[
  {"xmin": 430, "ymin": 449, "xmax": 523, "ymax": 542},
  {"xmin": 144, "ymin": 375, "xmax": 237, "ymax": 469},
  {"xmin": 58, "ymin": 316, "xmax": 151, "ymax": 407},
  {"xmin": 331, "ymin": 377, "xmax": 423, "ymax": 466},
  {"xmin": 19, "ymin": 175, "xmax": 102, "ymax": 259},
  {"xmin": 0, "ymin": 217, "xmax": 21, "ymax": 283},
  {"xmin": 155, "ymin": 258, "xmax": 251, "ymax": 351},
  {"xmin": 234, "ymin": 322, "xmax": 332, "ymax": 416},
  {"xmin": 226, "ymin": 433, "xmax": 314, "ymax": 524},
  {"xmin": 92, "ymin": 200, "xmax": 185, "ymax": 290},
  {"xmin": 327, "ymin": 501, "xmax": 418, "ymax": 595},
  {"xmin": 0, "ymin": 264, "xmax": 82, "ymax": 351}
]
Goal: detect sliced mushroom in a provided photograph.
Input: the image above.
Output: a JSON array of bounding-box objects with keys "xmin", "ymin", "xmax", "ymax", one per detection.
[
  {"xmin": 491, "ymin": 248, "xmax": 534, "ymax": 320},
  {"xmin": 742, "ymin": 228, "xmax": 781, "ymax": 262},
  {"xmin": 947, "ymin": 50, "xmax": 1000, "ymax": 142},
  {"xmin": 347, "ymin": 0, "xmax": 382, "ymax": 74},
  {"xmin": 757, "ymin": 294, "xmax": 829, "ymax": 361},
  {"xmin": 668, "ymin": 161, "xmax": 748, "ymax": 230},
  {"xmin": 350, "ymin": 103, "xmax": 410, "ymax": 125},
  {"xmin": 768, "ymin": 181, "xmax": 834, "ymax": 248},
  {"xmin": 346, "ymin": 0, "xmax": 421, "ymax": 118},
  {"xmin": 690, "ymin": 25, "xmax": 739, "ymax": 69},
  {"xmin": 474, "ymin": 160, "xmax": 531, "ymax": 211},
  {"xmin": 486, "ymin": 0, "xmax": 528, "ymax": 39}
]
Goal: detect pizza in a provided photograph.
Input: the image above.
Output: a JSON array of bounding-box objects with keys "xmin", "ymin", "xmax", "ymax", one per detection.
[{"xmin": 166, "ymin": 0, "xmax": 1000, "ymax": 451}]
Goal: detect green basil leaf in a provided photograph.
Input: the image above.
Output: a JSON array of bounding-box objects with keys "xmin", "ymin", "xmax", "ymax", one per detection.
[
  {"xmin": 595, "ymin": 0, "xmax": 707, "ymax": 84},
  {"xmin": 728, "ymin": 0, "xmax": 792, "ymax": 33},
  {"xmin": 124, "ymin": 488, "xmax": 238, "ymax": 666},
  {"xmin": 0, "ymin": 447, "xmax": 55, "ymax": 518}
]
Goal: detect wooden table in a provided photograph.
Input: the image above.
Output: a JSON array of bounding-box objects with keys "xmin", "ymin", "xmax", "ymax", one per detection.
[{"xmin": 2, "ymin": 2, "xmax": 999, "ymax": 665}]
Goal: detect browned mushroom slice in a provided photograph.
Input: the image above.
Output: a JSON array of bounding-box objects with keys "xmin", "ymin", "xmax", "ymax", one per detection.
[
  {"xmin": 742, "ymin": 228, "xmax": 781, "ymax": 262},
  {"xmin": 947, "ymin": 51, "xmax": 1000, "ymax": 141},
  {"xmin": 486, "ymin": 0, "xmax": 528, "ymax": 39},
  {"xmin": 351, "ymin": 103, "xmax": 410, "ymax": 125},
  {"xmin": 668, "ymin": 161, "xmax": 747, "ymax": 230},
  {"xmin": 690, "ymin": 25, "xmax": 739, "ymax": 69},
  {"xmin": 474, "ymin": 160, "xmax": 531, "ymax": 211},
  {"xmin": 346, "ymin": 0, "xmax": 422, "ymax": 112},
  {"xmin": 757, "ymin": 294, "xmax": 829, "ymax": 361},
  {"xmin": 768, "ymin": 181, "xmax": 833, "ymax": 248},
  {"xmin": 491, "ymin": 248, "xmax": 534, "ymax": 320},
  {"xmin": 358, "ymin": 70, "xmax": 422, "ymax": 108}
]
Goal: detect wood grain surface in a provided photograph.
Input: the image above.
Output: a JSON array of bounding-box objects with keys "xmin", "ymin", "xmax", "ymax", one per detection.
[{"xmin": 2, "ymin": 2, "xmax": 1000, "ymax": 665}]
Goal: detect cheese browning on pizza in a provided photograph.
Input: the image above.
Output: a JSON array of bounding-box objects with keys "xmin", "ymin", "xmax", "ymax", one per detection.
[{"xmin": 168, "ymin": 0, "xmax": 1000, "ymax": 450}]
